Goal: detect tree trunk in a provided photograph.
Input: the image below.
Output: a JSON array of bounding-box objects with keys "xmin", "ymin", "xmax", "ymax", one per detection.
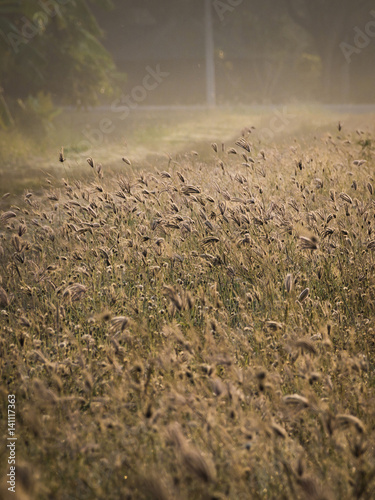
[
  {"xmin": 318, "ymin": 40, "xmax": 352, "ymax": 103},
  {"xmin": 204, "ymin": 0, "xmax": 216, "ymax": 107},
  {"xmin": 283, "ymin": 0, "xmax": 359, "ymax": 102}
]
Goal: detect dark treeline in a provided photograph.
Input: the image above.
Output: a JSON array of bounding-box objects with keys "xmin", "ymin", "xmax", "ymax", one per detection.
[
  {"xmin": 0, "ymin": 0, "xmax": 374, "ymax": 126},
  {"xmin": 95, "ymin": 0, "xmax": 375, "ymax": 104}
]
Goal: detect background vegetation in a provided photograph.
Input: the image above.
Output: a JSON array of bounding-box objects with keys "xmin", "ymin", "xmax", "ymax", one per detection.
[
  {"xmin": 0, "ymin": 0, "xmax": 117, "ymax": 129},
  {"xmin": 1, "ymin": 0, "xmax": 375, "ymax": 132}
]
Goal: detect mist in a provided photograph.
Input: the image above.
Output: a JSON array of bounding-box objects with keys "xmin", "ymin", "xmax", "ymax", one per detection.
[
  {"xmin": 1, "ymin": 0, "xmax": 375, "ymax": 188},
  {"xmin": 93, "ymin": 0, "xmax": 375, "ymax": 106}
]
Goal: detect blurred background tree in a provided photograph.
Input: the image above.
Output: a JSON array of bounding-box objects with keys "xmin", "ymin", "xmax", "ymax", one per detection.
[
  {"xmin": 213, "ymin": 0, "xmax": 315, "ymax": 103},
  {"xmin": 1, "ymin": 0, "xmax": 374, "ymax": 127},
  {"xmin": 95, "ymin": 0, "xmax": 375, "ymax": 105},
  {"xmin": 283, "ymin": 0, "xmax": 374, "ymax": 101},
  {"xmin": 0, "ymin": 0, "xmax": 117, "ymax": 128}
]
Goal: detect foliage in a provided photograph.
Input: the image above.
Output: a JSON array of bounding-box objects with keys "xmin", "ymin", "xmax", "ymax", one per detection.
[
  {"xmin": 17, "ymin": 91, "xmax": 62, "ymax": 132},
  {"xmin": 283, "ymin": 0, "xmax": 374, "ymax": 99},
  {"xmin": 0, "ymin": 0, "xmax": 116, "ymax": 108}
]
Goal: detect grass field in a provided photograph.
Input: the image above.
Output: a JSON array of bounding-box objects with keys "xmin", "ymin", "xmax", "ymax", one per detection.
[
  {"xmin": 1, "ymin": 106, "xmax": 264, "ymax": 198},
  {"xmin": 1, "ymin": 108, "xmax": 375, "ymax": 499},
  {"xmin": 0, "ymin": 104, "xmax": 359, "ymax": 197}
]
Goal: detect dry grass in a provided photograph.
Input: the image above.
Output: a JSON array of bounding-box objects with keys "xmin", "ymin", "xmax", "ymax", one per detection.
[{"xmin": 1, "ymin": 118, "xmax": 375, "ymax": 499}]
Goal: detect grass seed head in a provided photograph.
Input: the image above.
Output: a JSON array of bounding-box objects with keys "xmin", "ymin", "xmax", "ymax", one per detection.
[
  {"xmin": 62, "ymin": 283, "xmax": 87, "ymax": 302},
  {"xmin": 181, "ymin": 447, "xmax": 216, "ymax": 483},
  {"xmin": 283, "ymin": 394, "xmax": 310, "ymax": 408},
  {"xmin": 285, "ymin": 273, "xmax": 294, "ymax": 293},
  {"xmin": 336, "ymin": 414, "xmax": 365, "ymax": 434},
  {"xmin": 1, "ymin": 210, "xmax": 17, "ymax": 223},
  {"xmin": 298, "ymin": 288, "xmax": 310, "ymax": 302},
  {"xmin": 0, "ymin": 286, "xmax": 9, "ymax": 307},
  {"xmin": 299, "ymin": 236, "xmax": 318, "ymax": 250}
]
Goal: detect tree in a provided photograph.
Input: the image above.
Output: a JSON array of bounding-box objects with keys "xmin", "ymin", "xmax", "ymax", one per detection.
[
  {"xmin": 0, "ymin": 0, "xmax": 116, "ymax": 118},
  {"xmin": 212, "ymin": 0, "xmax": 310, "ymax": 102},
  {"xmin": 205, "ymin": 0, "xmax": 215, "ymax": 106},
  {"xmin": 283, "ymin": 0, "xmax": 374, "ymax": 101}
]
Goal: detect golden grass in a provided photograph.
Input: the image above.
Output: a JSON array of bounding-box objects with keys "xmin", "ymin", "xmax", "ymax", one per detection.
[{"xmin": 0, "ymin": 118, "xmax": 375, "ymax": 499}]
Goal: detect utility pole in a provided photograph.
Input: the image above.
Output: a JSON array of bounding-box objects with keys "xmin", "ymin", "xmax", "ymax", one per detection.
[{"xmin": 205, "ymin": 0, "xmax": 216, "ymax": 107}]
